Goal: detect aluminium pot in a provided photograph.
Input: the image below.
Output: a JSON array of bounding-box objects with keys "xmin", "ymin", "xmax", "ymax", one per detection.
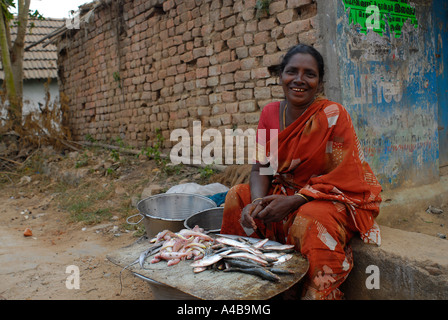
[
  {"xmin": 184, "ymin": 207, "xmax": 224, "ymax": 234},
  {"xmin": 127, "ymin": 193, "xmax": 217, "ymax": 238}
]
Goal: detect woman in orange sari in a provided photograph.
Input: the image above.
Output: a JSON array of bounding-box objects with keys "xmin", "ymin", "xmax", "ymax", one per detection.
[{"xmin": 220, "ymin": 44, "xmax": 382, "ymax": 300}]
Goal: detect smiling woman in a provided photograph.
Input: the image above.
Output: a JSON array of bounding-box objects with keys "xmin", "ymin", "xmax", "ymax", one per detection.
[
  {"xmin": 279, "ymin": 50, "xmax": 323, "ymax": 128},
  {"xmin": 220, "ymin": 44, "xmax": 383, "ymax": 300}
]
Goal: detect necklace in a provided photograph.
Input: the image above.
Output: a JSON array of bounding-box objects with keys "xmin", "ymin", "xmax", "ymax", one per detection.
[{"xmin": 283, "ymin": 97, "xmax": 318, "ymax": 129}]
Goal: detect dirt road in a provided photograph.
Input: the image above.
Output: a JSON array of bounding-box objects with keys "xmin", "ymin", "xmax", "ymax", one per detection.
[{"xmin": 0, "ymin": 190, "xmax": 152, "ymax": 300}]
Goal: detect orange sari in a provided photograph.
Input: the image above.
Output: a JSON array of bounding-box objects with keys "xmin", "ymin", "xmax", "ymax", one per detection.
[{"xmin": 220, "ymin": 99, "xmax": 382, "ymax": 299}]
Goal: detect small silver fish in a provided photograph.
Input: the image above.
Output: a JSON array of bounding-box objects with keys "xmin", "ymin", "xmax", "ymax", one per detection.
[
  {"xmin": 215, "ymin": 237, "xmax": 251, "ymax": 249},
  {"xmin": 224, "ymin": 267, "xmax": 280, "ymax": 282},
  {"xmin": 225, "ymin": 252, "xmax": 268, "ymax": 266},
  {"xmin": 269, "ymin": 267, "xmax": 295, "ymax": 275},
  {"xmin": 262, "ymin": 244, "xmax": 295, "ymax": 252},
  {"xmin": 139, "ymin": 242, "xmax": 162, "ymax": 268},
  {"xmin": 224, "ymin": 258, "xmax": 262, "ymax": 269},
  {"xmin": 190, "ymin": 253, "xmax": 224, "ymax": 267},
  {"xmin": 252, "ymin": 238, "xmax": 269, "ymax": 249},
  {"xmin": 272, "ymin": 253, "xmax": 293, "ymax": 265}
]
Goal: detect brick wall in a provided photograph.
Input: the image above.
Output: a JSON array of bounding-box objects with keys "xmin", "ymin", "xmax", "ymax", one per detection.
[{"xmin": 57, "ymin": 0, "xmax": 320, "ymax": 151}]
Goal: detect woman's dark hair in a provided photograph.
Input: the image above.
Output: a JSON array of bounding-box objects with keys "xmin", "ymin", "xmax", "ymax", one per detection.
[{"xmin": 277, "ymin": 44, "xmax": 325, "ymax": 82}]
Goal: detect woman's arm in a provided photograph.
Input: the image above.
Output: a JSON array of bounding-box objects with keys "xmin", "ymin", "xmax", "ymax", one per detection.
[
  {"xmin": 241, "ymin": 162, "xmax": 308, "ymax": 229},
  {"xmin": 249, "ymin": 162, "xmax": 272, "ymax": 201},
  {"xmin": 239, "ymin": 162, "xmax": 271, "ymax": 230}
]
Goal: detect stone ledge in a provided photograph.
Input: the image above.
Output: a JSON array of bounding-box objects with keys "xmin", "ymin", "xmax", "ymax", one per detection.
[{"xmin": 342, "ymin": 225, "xmax": 448, "ymax": 300}]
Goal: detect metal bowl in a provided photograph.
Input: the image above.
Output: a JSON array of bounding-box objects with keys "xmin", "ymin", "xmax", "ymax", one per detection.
[
  {"xmin": 131, "ymin": 193, "xmax": 217, "ymax": 238},
  {"xmin": 184, "ymin": 207, "xmax": 224, "ymax": 233}
]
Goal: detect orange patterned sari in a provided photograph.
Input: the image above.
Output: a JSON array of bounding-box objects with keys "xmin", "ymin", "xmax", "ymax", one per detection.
[{"xmin": 220, "ymin": 99, "xmax": 382, "ymax": 299}]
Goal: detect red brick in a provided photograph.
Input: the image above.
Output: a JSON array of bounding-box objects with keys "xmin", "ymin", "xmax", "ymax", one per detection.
[
  {"xmin": 227, "ymin": 37, "xmax": 244, "ymax": 49},
  {"xmin": 222, "ymin": 91, "xmax": 236, "ymax": 103},
  {"xmin": 222, "ymin": 60, "xmax": 241, "ymax": 73},
  {"xmin": 298, "ymin": 29, "xmax": 317, "ymax": 45},
  {"xmin": 163, "ymin": 0, "xmax": 175, "ymax": 11},
  {"xmin": 269, "ymin": 1, "xmax": 286, "ymax": 14},
  {"xmin": 277, "ymin": 9, "xmax": 296, "ymax": 24},
  {"xmin": 249, "ymin": 45, "xmax": 265, "ymax": 57},
  {"xmin": 245, "ymin": 112, "xmax": 261, "ymax": 124},
  {"xmin": 197, "ymin": 57, "xmax": 210, "ymax": 67},
  {"xmin": 196, "ymin": 67, "xmax": 209, "ymax": 78},
  {"xmin": 235, "ymin": 70, "xmax": 251, "ymax": 82},
  {"xmin": 262, "ymin": 52, "xmax": 284, "ymax": 67},
  {"xmin": 287, "ymin": 0, "xmax": 313, "ymax": 8},
  {"xmin": 251, "ymin": 67, "xmax": 271, "ymax": 79},
  {"xmin": 254, "ymin": 31, "xmax": 270, "ymax": 45},
  {"xmin": 258, "ymin": 17, "xmax": 277, "ymax": 32},
  {"xmin": 220, "ymin": 73, "xmax": 234, "ymax": 85},
  {"xmin": 209, "ymin": 65, "xmax": 221, "ymax": 76},
  {"xmin": 283, "ymin": 19, "xmax": 311, "ymax": 36}
]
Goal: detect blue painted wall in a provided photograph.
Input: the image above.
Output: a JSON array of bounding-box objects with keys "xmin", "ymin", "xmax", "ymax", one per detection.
[
  {"xmin": 433, "ymin": 0, "xmax": 448, "ymax": 167},
  {"xmin": 333, "ymin": 0, "xmax": 441, "ymax": 189}
]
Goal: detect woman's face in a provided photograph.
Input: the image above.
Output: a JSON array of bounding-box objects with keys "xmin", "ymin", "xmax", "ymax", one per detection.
[{"xmin": 280, "ymin": 53, "xmax": 321, "ymax": 109}]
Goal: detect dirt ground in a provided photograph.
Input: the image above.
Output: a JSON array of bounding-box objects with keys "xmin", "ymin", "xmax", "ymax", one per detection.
[{"xmin": 0, "ymin": 146, "xmax": 446, "ymax": 300}]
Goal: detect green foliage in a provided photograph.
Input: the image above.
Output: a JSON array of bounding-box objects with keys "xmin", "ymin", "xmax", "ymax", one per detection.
[
  {"xmin": 75, "ymin": 152, "xmax": 89, "ymax": 168},
  {"xmin": 113, "ymin": 71, "xmax": 122, "ymax": 88},
  {"xmin": 141, "ymin": 128, "xmax": 183, "ymax": 176},
  {"xmin": 56, "ymin": 181, "xmax": 113, "ymax": 225},
  {"xmin": 1, "ymin": 0, "xmax": 16, "ymax": 21},
  {"xmin": 199, "ymin": 163, "xmax": 217, "ymax": 181},
  {"xmin": 255, "ymin": 0, "xmax": 271, "ymax": 18},
  {"xmin": 110, "ymin": 149, "xmax": 120, "ymax": 162},
  {"xmin": 85, "ymin": 134, "xmax": 96, "ymax": 143}
]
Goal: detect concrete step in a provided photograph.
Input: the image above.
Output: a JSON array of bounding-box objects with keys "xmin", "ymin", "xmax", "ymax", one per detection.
[{"xmin": 342, "ymin": 225, "xmax": 448, "ymax": 299}]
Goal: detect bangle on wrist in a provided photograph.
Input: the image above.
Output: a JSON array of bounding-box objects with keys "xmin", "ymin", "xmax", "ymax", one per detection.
[
  {"xmin": 294, "ymin": 192, "xmax": 310, "ymax": 202},
  {"xmin": 252, "ymin": 197, "xmax": 263, "ymax": 204}
]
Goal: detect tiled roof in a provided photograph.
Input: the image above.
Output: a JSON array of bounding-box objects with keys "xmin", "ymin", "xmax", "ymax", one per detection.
[{"xmin": 0, "ymin": 18, "xmax": 65, "ymax": 80}]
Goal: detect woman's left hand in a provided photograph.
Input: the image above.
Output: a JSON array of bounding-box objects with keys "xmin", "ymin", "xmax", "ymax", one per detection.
[{"xmin": 251, "ymin": 194, "xmax": 306, "ymax": 223}]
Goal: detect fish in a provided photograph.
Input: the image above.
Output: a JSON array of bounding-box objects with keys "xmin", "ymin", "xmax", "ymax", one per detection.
[
  {"xmin": 160, "ymin": 238, "xmax": 176, "ymax": 252},
  {"xmin": 224, "ymin": 258, "xmax": 263, "ymax": 269},
  {"xmin": 167, "ymin": 258, "xmax": 181, "ymax": 266},
  {"xmin": 272, "ymin": 253, "xmax": 293, "ymax": 265},
  {"xmin": 224, "ymin": 267, "xmax": 280, "ymax": 282},
  {"xmin": 225, "ymin": 252, "xmax": 268, "ymax": 266},
  {"xmin": 215, "ymin": 237, "xmax": 251, "ymax": 249},
  {"xmin": 223, "ymin": 256, "xmax": 267, "ymax": 267},
  {"xmin": 215, "ymin": 245, "xmax": 263, "ymax": 256},
  {"xmin": 211, "ymin": 243, "xmax": 226, "ymax": 250},
  {"xmin": 262, "ymin": 244, "xmax": 295, "ymax": 252},
  {"xmin": 138, "ymin": 242, "xmax": 162, "ymax": 268},
  {"xmin": 252, "ymin": 238, "xmax": 270, "ymax": 249},
  {"xmin": 193, "ymin": 266, "xmax": 207, "ymax": 273},
  {"xmin": 151, "ymin": 229, "xmax": 178, "ymax": 243},
  {"xmin": 190, "ymin": 253, "xmax": 224, "ymax": 267},
  {"xmin": 155, "ymin": 251, "xmax": 190, "ymax": 262},
  {"xmin": 269, "ymin": 267, "xmax": 295, "ymax": 275},
  {"xmin": 177, "ymin": 229, "xmax": 214, "ymax": 242},
  {"xmin": 262, "ymin": 252, "xmax": 283, "ymax": 259}
]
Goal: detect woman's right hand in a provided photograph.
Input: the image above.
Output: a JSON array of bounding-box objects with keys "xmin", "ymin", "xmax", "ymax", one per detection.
[{"xmin": 240, "ymin": 200, "xmax": 264, "ymax": 230}]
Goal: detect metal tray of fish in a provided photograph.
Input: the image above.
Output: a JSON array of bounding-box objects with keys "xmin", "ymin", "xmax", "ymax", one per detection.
[{"xmin": 107, "ymin": 234, "xmax": 309, "ymax": 300}]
